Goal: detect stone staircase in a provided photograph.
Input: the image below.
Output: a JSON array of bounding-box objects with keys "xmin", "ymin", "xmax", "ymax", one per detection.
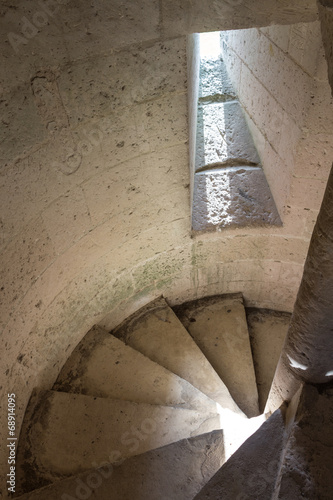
[{"xmin": 14, "ymin": 293, "xmax": 293, "ymax": 499}]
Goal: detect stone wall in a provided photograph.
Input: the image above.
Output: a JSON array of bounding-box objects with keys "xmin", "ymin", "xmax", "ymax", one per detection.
[
  {"xmin": 0, "ymin": 0, "xmax": 330, "ymax": 496},
  {"xmin": 221, "ymin": 21, "xmax": 333, "ymax": 221}
]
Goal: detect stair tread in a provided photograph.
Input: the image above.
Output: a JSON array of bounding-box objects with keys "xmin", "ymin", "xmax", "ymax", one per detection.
[
  {"xmin": 111, "ymin": 296, "xmax": 243, "ymax": 415},
  {"xmin": 16, "ymin": 389, "xmax": 221, "ymax": 496},
  {"xmin": 15, "ymin": 430, "xmax": 225, "ymax": 500},
  {"xmin": 194, "ymin": 406, "xmax": 288, "ymax": 499},
  {"xmin": 174, "ymin": 294, "xmax": 259, "ymax": 417},
  {"xmin": 247, "ymin": 308, "xmax": 291, "ymax": 413},
  {"xmin": 53, "ymin": 325, "xmax": 220, "ymax": 414}
]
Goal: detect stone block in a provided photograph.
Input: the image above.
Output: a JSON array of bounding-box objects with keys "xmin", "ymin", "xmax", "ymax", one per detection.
[
  {"xmin": 53, "ymin": 324, "xmax": 223, "ymax": 413},
  {"xmin": 174, "ymin": 294, "xmax": 259, "ymax": 417},
  {"xmin": 112, "ymin": 297, "xmax": 242, "ymax": 415},
  {"xmin": 196, "ymin": 101, "xmax": 260, "ymax": 170},
  {"xmin": 0, "ymin": 217, "xmax": 56, "ymax": 331},
  {"xmin": 288, "ymin": 22, "xmax": 323, "ymax": 76},
  {"xmin": 192, "ymin": 167, "xmax": 281, "ymax": 231},
  {"xmin": 260, "ymin": 24, "xmax": 291, "ymax": 53},
  {"xmin": 290, "ymin": 177, "xmax": 327, "ymax": 210},
  {"xmin": 16, "ymin": 389, "xmax": 221, "ymax": 494},
  {"xmin": 15, "ymin": 431, "xmax": 225, "ymax": 500},
  {"xmin": 41, "ymin": 186, "xmax": 91, "ymax": 254}
]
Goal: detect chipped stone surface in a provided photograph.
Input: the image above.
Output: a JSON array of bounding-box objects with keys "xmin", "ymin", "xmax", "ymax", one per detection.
[
  {"xmin": 192, "ymin": 167, "xmax": 282, "ymax": 231},
  {"xmin": 0, "ymin": 4, "xmax": 332, "ymax": 496},
  {"xmin": 112, "ymin": 297, "xmax": 243, "ymax": 415},
  {"xmin": 16, "ymin": 389, "xmax": 221, "ymax": 495},
  {"xmin": 200, "ymin": 57, "xmax": 236, "ymax": 99},
  {"xmin": 15, "ymin": 431, "xmax": 225, "ymax": 500},
  {"xmin": 195, "ymin": 101, "xmax": 260, "ymax": 170},
  {"xmin": 174, "ymin": 294, "xmax": 259, "ymax": 417},
  {"xmin": 53, "ymin": 324, "xmax": 221, "ymax": 414}
]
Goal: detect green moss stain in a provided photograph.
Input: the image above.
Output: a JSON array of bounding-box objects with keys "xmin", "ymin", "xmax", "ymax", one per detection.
[{"xmin": 132, "ymin": 256, "xmax": 184, "ymax": 290}]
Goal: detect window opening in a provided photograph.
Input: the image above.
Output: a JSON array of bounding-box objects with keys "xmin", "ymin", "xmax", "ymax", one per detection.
[{"xmin": 191, "ymin": 31, "xmax": 281, "ymax": 232}]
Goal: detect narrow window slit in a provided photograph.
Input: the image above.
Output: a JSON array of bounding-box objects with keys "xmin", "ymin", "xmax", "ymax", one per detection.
[{"xmin": 189, "ymin": 31, "xmax": 282, "ymax": 232}]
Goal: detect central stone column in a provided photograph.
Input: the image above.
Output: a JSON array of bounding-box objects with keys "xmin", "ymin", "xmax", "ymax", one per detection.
[{"xmin": 267, "ymin": 163, "xmax": 333, "ymax": 410}]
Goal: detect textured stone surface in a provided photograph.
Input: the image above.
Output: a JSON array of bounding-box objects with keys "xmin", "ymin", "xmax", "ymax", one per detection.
[
  {"xmin": 195, "ymin": 101, "xmax": 260, "ymax": 170},
  {"xmin": 268, "ymin": 164, "xmax": 333, "ymax": 413},
  {"xmin": 16, "ymin": 389, "xmax": 221, "ymax": 495},
  {"xmin": 0, "ymin": 4, "xmax": 332, "ymax": 496},
  {"xmin": 192, "ymin": 166, "xmax": 282, "ymax": 231},
  {"xmin": 221, "ymin": 22, "xmax": 332, "ymax": 217},
  {"xmin": 161, "ymin": 0, "xmax": 318, "ymax": 37},
  {"xmin": 192, "ymin": 38, "xmax": 283, "ymax": 232},
  {"xmin": 53, "ymin": 325, "xmax": 221, "ymax": 413},
  {"xmin": 318, "ymin": 2, "xmax": 333, "ymax": 90},
  {"xmin": 174, "ymin": 294, "xmax": 259, "ymax": 417},
  {"xmin": 194, "ymin": 406, "xmax": 288, "ymax": 500},
  {"xmin": 277, "ymin": 383, "xmax": 333, "ymax": 499},
  {"xmin": 247, "ymin": 309, "xmax": 291, "ymax": 412},
  {"xmin": 200, "ymin": 57, "xmax": 236, "ymax": 99},
  {"xmin": 112, "ymin": 297, "xmax": 243, "ymax": 415},
  {"xmin": 15, "ymin": 431, "xmax": 225, "ymax": 500}
]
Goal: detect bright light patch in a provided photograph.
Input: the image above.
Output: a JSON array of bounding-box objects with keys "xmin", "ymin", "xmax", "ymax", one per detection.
[
  {"xmin": 206, "ymin": 173, "xmax": 232, "ymax": 226},
  {"xmin": 326, "ymin": 370, "xmax": 333, "ymax": 377},
  {"xmin": 287, "ymin": 354, "xmax": 308, "ymax": 371},
  {"xmin": 217, "ymin": 404, "xmax": 266, "ymax": 460},
  {"xmin": 202, "ymin": 103, "xmax": 228, "ymax": 165},
  {"xmin": 200, "ymin": 31, "xmax": 221, "ymax": 60}
]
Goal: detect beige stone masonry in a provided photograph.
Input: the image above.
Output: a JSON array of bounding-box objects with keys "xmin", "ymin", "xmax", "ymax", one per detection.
[
  {"xmin": 194, "ymin": 404, "xmax": 292, "ymax": 500},
  {"xmin": 53, "ymin": 325, "xmax": 221, "ymax": 414},
  {"xmin": 16, "ymin": 389, "xmax": 221, "ymax": 496},
  {"xmin": 174, "ymin": 294, "xmax": 259, "ymax": 417},
  {"xmin": 247, "ymin": 309, "xmax": 291, "ymax": 413},
  {"xmin": 1, "ymin": 3, "xmax": 331, "ymax": 496},
  {"xmin": 112, "ymin": 297, "xmax": 243, "ymax": 415},
  {"xmin": 277, "ymin": 383, "xmax": 333, "ymax": 499},
  {"xmin": 15, "ymin": 431, "xmax": 225, "ymax": 500}
]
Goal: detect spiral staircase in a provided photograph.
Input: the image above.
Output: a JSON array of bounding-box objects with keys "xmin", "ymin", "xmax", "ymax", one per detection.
[{"xmin": 14, "ymin": 293, "xmax": 295, "ymax": 499}]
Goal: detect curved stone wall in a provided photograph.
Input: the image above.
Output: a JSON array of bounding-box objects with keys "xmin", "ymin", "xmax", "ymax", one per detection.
[{"xmin": 0, "ymin": 0, "xmax": 331, "ymax": 496}]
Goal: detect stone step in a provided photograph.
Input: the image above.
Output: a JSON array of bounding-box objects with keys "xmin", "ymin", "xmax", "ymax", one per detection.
[
  {"xmin": 16, "ymin": 390, "xmax": 221, "ymax": 496},
  {"xmin": 15, "ymin": 431, "xmax": 225, "ymax": 500},
  {"xmin": 53, "ymin": 325, "xmax": 220, "ymax": 414},
  {"xmin": 193, "ymin": 405, "xmax": 290, "ymax": 500},
  {"xmin": 111, "ymin": 296, "xmax": 243, "ymax": 416},
  {"xmin": 174, "ymin": 294, "xmax": 259, "ymax": 417},
  {"xmin": 246, "ymin": 308, "xmax": 291, "ymax": 413}
]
